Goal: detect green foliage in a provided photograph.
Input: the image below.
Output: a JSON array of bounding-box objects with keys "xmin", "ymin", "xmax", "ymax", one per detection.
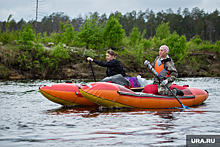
[
  {"xmin": 33, "ymin": 44, "xmax": 52, "ymax": 74},
  {"xmin": 121, "ymin": 36, "xmax": 130, "ymax": 47},
  {"xmin": 187, "ymin": 38, "xmax": 217, "ymax": 51},
  {"xmin": 36, "ymin": 33, "xmax": 42, "ymax": 42},
  {"xmin": 50, "ymin": 32, "xmax": 60, "ymax": 45},
  {"xmin": 186, "ymin": 39, "xmax": 197, "ymax": 51},
  {"xmin": 71, "ymin": 39, "xmax": 86, "ymax": 48},
  {"xmin": 0, "ymin": 45, "xmax": 19, "ymax": 67},
  {"xmin": 151, "ymin": 36, "xmax": 162, "ymax": 50},
  {"xmin": 131, "ymin": 43, "xmax": 144, "ymax": 66},
  {"xmin": 47, "ymin": 21, "xmax": 76, "ymax": 46},
  {"xmin": 201, "ymin": 44, "xmax": 215, "ymax": 50},
  {"xmin": 78, "ymin": 15, "xmax": 104, "ymax": 49},
  {"xmin": 84, "ymin": 49, "xmax": 96, "ymax": 57},
  {"xmin": 39, "ymin": 42, "xmax": 69, "ymax": 75},
  {"xmin": 15, "ymin": 42, "xmax": 70, "ymax": 77},
  {"xmin": 59, "ymin": 21, "xmax": 76, "ymax": 46},
  {"xmin": 0, "ymin": 65, "xmax": 9, "ymax": 78},
  {"xmin": 129, "ymin": 27, "xmax": 146, "ymax": 48},
  {"xmin": 2, "ymin": 12, "xmax": 220, "ymax": 79},
  {"xmin": 194, "ymin": 37, "xmax": 202, "ymax": 45},
  {"xmin": 142, "ymin": 38, "xmax": 152, "ymax": 51},
  {"xmin": 186, "ymin": 35, "xmax": 203, "ymax": 50},
  {"xmin": 0, "ymin": 31, "xmax": 11, "ymax": 44},
  {"xmin": 76, "ymin": 48, "xmax": 96, "ymax": 58},
  {"xmin": 203, "ymin": 40, "xmax": 212, "ymax": 45},
  {"xmin": 50, "ymin": 42, "xmax": 70, "ymax": 70},
  {"xmin": 52, "ymin": 43, "xmax": 69, "ymax": 59},
  {"xmin": 35, "ymin": 42, "xmax": 46, "ymax": 58},
  {"xmin": 17, "ymin": 51, "xmax": 32, "ymax": 70},
  {"xmin": 18, "ymin": 24, "xmax": 35, "ymax": 51},
  {"xmin": 129, "ymin": 27, "xmax": 141, "ymax": 47},
  {"xmin": 188, "ymin": 56, "xmax": 200, "ymax": 71},
  {"xmin": 0, "ymin": 29, "xmax": 17, "ymax": 45},
  {"xmin": 41, "ymin": 31, "xmax": 53, "ymax": 44},
  {"xmin": 215, "ymin": 41, "xmax": 220, "ymax": 53},
  {"xmin": 5, "ymin": 14, "xmax": 14, "ymax": 32},
  {"xmin": 103, "ymin": 13, "xmax": 125, "ymax": 49},
  {"xmin": 155, "ymin": 21, "xmax": 171, "ymax": 40},
  {"xmin": 161, "ymin": 31, "xmax": 187, "ymax": 62}
]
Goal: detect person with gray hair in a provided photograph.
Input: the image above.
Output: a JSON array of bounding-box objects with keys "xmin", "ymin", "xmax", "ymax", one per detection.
[{"xmin": 144, "ymin": 45, "xmax": 183, "ymax": 96}]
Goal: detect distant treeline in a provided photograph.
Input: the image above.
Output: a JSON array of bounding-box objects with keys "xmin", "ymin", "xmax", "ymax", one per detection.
[{"xmin": 0, "ymin": 7, "xmax": 220, "ymax": 42}]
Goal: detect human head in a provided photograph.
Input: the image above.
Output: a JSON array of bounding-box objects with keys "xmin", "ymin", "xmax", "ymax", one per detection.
[
  {"xmin": 160, "ymin": 45, "xmax": 169, "ymax": 53},
  {"xmin": 106, "ymin": 49, "xmax": 118, "ymax": 61},
  {"xmin": 159, "ymin": 45, "xmax": 169, "ymax": 58}
]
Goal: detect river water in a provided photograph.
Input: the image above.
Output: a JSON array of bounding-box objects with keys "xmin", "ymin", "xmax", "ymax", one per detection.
[{"xmin": 0, "ymin": 77, "xmax": 220, "ymax": 147}]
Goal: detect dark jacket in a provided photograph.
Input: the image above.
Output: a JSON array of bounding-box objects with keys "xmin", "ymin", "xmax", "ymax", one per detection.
[{"xmin": 93, "ymin": 59, "xmax": 125, "ymax": 77}]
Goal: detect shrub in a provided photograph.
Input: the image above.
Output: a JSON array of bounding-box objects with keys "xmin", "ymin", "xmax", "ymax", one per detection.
[
  {"xmin": 0, "ymin": 45, "xmax": 19, "ymax": 67},
  {"xmin": 194, "ymin": 38, "xmax": 202, "ymax": 45},
  {"xmin": 78, "ymin": 15, "xmax": 104, "ymax": 49},
  {"xmin": 131, "ymin": 43, "xmax": 144, "ymax": 67},
  {"xmin": 18, "ymin": 24, "xmax": 35, "ymax": 51},
  {"xmin": 0, "ymin": 30, "xmax": 17, "ymax": 45},
  {"xmin": 50, "ymin": 42, "xmax": 70, "ymax": 70},
  {"xmin": 103, "ymin": 13, "xmax": 125, "ymax": 49},
  {"xmin": 129, "ymin": 27, "xmax": 141, "ymax": 47},
  {"xmin": 33, "ymin": 42, "xmax": 70, "ymax": 77},
  {"xmin": 202, "ymin": 44, "xmax": 215, "ymax": 50},
  {"xmin": 0, "ymin": 31, "xmax": 11, "ymax": 44},
  {"xmin": 151, "ymin": 36, "xmax": 162, "ymax": 50},
  {"xmin": 79, "ymin": 48, "xmax": 96, "ymax": 58},
  {"xmin": 60, "ymin": 21, "xmax": 76, "ymax": 46},
  {"xmin": 121, "ymin": 36, "xmax": 129, "ymax": 47},
  {"xmin": 215, "ymin": 41, "xmax": 220, "ymax": 53},
  {"xmin": 161, "ymin": 31, "xmax": 187, "ymax": 62},
  {"xmin": 155, "ymin": 21, "xmax": 171, "ymax": 40},
  {"xmin": 142, "ymin": 39, "xmax": 152, "ymax": 51}
]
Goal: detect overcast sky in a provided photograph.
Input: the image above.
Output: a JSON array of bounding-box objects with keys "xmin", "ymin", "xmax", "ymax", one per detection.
[{"xmin": 0, "ymin": 0, "xmax": 220, "ymax": 22}]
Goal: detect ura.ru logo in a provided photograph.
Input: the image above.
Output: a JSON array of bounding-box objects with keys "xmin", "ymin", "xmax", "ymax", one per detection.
[{"xmin": 191, "ymin": 138, "xmax": 215, "ymax": 144}]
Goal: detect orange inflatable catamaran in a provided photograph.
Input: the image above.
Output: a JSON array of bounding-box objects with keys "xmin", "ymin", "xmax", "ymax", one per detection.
[
  {"xmin": 39, "ymin": 82, "xmax": 143, "ymax": 106},
  {"xmin": 39, "ymin": 82, "xmax": 208, "ymax": 108},
  {"xmin": 39, "ymin": 83, "xmax": 98, "ymax": 106},
  {"xmin": 79, "ymin": 82, "xmax": 209, "ymax": 109}
]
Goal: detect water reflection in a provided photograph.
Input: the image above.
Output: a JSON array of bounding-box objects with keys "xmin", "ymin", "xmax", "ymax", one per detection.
[
  {"xmin": 44, "ymin": 105, "xmax": 206, "ymax": 119},
  {"xmin": 45, "ymin": 106, "xmax": 99, "ymax": 117}
]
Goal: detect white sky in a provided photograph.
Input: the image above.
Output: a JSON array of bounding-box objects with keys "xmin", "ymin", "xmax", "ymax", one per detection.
[{"xmin": 0, "ymin": 0, "xmax": 220, "ymax": 22}]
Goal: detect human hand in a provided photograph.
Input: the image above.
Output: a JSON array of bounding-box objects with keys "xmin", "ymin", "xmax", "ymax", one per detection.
[
  {"xmin": 87, "ymin": 57, "xmax": 93, "ymax": 62},
  {"xmin": 144, "ymin": 60, "xmax": 150, "ymax": 66},
  {"xmin": 161, "ymin": 79, "xmax": 168, "ymax": 85}
]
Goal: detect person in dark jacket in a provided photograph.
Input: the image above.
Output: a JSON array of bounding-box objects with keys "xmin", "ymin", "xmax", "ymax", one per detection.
[{"xmin": 87, "ymin": 49, "xmax": 125, "ymax": 77}]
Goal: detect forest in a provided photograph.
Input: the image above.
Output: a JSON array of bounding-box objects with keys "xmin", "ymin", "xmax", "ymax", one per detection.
[
  {"xmin": 0, "ymin": 7, "xmax": 220, "ymax": 79},
  {"xmin": 1, "ymin": 7, "xmax": 220, "ymax": 42}
]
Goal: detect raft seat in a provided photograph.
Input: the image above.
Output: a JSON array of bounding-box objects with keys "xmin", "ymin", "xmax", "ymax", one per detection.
[
  {"xmin": 142, "ymin": 84, "xmax": 189, "ymax": 95},
  {"xmin": 142, "ymin": 84, "xmax": 158, "ymax": 94}
]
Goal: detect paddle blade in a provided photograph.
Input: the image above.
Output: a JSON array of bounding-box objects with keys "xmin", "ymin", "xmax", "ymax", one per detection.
[{"xmin": 181, "ymin": 104, "xmax": 189, "ymax": 109}]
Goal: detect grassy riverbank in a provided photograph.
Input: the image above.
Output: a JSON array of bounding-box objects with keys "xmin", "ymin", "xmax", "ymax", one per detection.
[
  {"xmin": 1, "ymin": 16, "xmax": 220, "ymax": 79},
  {"xmin": 0, "ymin": 43, "xmax": 220, "ymax": 80}
]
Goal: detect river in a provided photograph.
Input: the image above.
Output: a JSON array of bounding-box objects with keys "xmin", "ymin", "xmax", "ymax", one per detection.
[{"xmin": 0, "ymin": 77, "xmax": 220, "ymax": 147}]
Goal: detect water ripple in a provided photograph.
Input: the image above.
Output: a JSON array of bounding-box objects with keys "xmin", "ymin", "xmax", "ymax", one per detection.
[{"xmin": 0, "ymin": 78, "xmax": 219, "ymax": 147}]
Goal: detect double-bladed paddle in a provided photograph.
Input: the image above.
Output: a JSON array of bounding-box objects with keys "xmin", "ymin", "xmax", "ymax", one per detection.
[{"xmin": 145, "ymin": 61, "xmax": 189, "ymax": 109}]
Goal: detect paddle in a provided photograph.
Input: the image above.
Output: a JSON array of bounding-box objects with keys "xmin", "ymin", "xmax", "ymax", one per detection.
[
  {"xmin": 145, "ymin": 62, "xmax": 189, "ymax": 109},
  {"xmin": 89, "ymin": 60, "xmax": 96, "ymax": 82}
]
